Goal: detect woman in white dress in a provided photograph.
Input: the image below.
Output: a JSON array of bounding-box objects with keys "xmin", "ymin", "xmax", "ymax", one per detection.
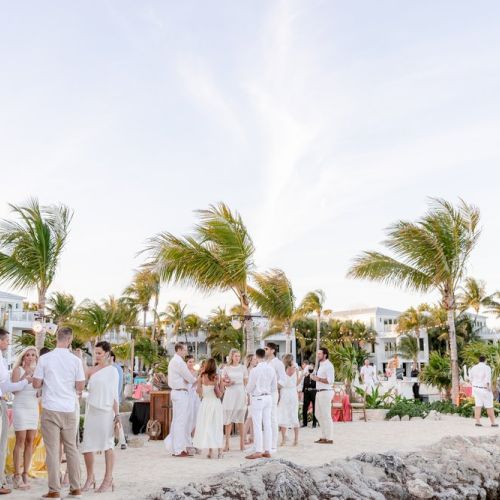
[
  {"xmin": 192, "ymin": 358, "xmax": 224, "ymax": 458},
  {"xmin": 186, "ymin": 355, "xmax": 200, "ymax": 437},
  {"xmin": 277, "ymin": 354, "xmax": 300, "ymax": 446},
  {"xmin": 243, "ymin": 354, "xmax": 256, "ymax": 445},
  {"xmin": 81, "ymin": 341, "xmax": 119, "ymax": 493},
  {"xmin": 221, "ymin": 349, "xmax": 248, "ymax": 451},
  {"xmin": 11, "ymin": 347, "xmax": 39, "ymax": 490}
]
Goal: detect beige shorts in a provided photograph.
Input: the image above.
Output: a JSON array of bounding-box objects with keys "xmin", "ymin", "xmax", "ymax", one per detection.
[{"xmin": 472, "ymin": 387, "xmax": 494, "ymax": 409}]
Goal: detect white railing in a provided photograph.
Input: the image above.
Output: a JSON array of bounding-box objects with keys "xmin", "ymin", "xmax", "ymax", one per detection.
[{"xmin": 7, "ymin": 311, "xmax": 37, "ymax": 322}]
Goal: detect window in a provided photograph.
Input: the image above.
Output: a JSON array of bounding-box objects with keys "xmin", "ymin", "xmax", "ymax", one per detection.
[{"xmin": 419, "ymin": 338, "xmax": 424, "ymax": 351}]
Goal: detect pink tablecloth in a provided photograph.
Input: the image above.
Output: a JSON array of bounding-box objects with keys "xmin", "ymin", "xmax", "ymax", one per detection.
[
  {"xmin": 132, "ymin": 383, "xmax": 152, "ymax": 400},
  {"xmin": 332, "ymin": 394, "xmax": 352, "ymax": 422},
  {"xmin": 461, "ymin": 385, "xmax": 473, "ymax": 397}
]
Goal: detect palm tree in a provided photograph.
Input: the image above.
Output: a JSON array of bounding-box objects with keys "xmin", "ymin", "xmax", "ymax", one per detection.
[
  {"xmin": 248, "ymin": 269, "xmax": 295, "ymax": 354},
  {"xmin": 124, "ymin": 269, "xmax": 159, "ymax": 335},
  {"xmin": 184, "ymin": 313, "xmax": 203, "ymax": 358},
  {"xmin": 293, "ymin": 317, "xmax": 318, "ymax": 361},
  {"xmin": 457, "ymin": 277, "xmax": 496, "ymax": 321},
  {"xmin": 205, "ymin": 307, "xmax": 243, "ymax": 361},
  {"xmin": 462, "ymin": 341, "xmax": 500, "ymax": 396},
  {"xmin": 0, "ymin": 198, "xmax": 73, "ymax": 349},
  {"xmin": 420, "ymin": 352, "xmax": 452, "ymax": 399},
  {"xmin": 297, "ymin": 290, "xmax": 331, "ymax": 369},
  {"xmin": 397, "ymin": 333, "xmax": 420, "ymax": 369},
  {"xmin": 486, "ymin": 294, "xmax": 500, "ymax": 318},
  {"xmin": 347, "ymin": 198, "xmax": 481, "ymax": 404},
  {"xmin": 163, "ymin": 301, "xmax": 187, "ymax": 341},
  {"xmin": 145, "ymin": 203, "xmax": 256, "ymax": 353},
  {"xmin": 330, "ymin": 344, "xmax": 368, "ymax": 396},
  {"xmin": 46, "ymin": 292, "xmax": 75, "ymax": 324}
]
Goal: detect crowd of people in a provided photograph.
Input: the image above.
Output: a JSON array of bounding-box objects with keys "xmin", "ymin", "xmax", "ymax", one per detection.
[
  {"xmin": 0, "ymin": 325, "xmax": 496, "ymax": 498},
  {"xmin": 0, "ymin": 327, "xmax": 123, "ymax": 498},
  {"xmin": 164, "ymin": 341, "xmax": 336, "ymax": 460}
]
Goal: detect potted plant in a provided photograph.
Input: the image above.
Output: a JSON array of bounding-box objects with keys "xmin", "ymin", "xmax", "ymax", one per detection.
[{"xmin": 355, "ymin": 386, "xmax": 394, "ymax": 420}]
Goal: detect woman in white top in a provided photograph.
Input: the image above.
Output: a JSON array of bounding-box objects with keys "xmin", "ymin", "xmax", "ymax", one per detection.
[
  {"xmin": 81, "ymin": 341, "xmax": 119, "ymax": 493},
  {"xmin": 277, "ymin": 354, "xmax": 300, "ymax": 446},
  {"xmin": 186, "ymin": 355, "xmax": 200, "ymax": 437},
  {"xmin": 221, "ymin": 349, "xmax": 248, "ymax": 452},
  {"xmin": 243, "ymin": 354, "xmax": 257, "ymax": 445},
  {"xmin": 11, "ymin": 347, "xmax": 39, "ymax": 490},
  {"xmin": 192, "ymin": 358, "xmax": 225, "ymax": 458}
]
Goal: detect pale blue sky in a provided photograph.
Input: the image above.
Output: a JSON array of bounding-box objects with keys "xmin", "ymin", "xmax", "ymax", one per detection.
[{"xmin": 1, "ymin": 1, "xmax": 500, "ymax": 323}]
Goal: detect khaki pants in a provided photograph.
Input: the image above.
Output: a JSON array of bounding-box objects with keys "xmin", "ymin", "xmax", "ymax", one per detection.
[
  {"xmin": 316, "ymin": 391, "xmax": 333, "ymax": 440},
  {"xmin": 41, "ymin": 409, "xmax": 81, "ymax": 493}
]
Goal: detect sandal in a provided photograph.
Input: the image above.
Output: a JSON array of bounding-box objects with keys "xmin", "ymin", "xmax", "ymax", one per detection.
[{"xmin": 12, "ymin": 474, "xmax": 29, "ymax": 490}]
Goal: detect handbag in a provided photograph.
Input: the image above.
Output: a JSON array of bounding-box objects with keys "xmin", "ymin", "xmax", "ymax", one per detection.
[{"xmin": 146, "ymin": 419, "xmax": 162, "ymax": 440}]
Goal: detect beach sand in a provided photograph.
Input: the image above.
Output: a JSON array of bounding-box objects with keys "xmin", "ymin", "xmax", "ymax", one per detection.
[{"xmin": 13, "ymin": 415, "xmax": 499, "ymax": 499}]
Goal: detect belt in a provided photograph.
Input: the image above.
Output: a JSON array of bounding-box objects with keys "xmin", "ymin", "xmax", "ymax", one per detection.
[
  {"xmin": 252, "ymin": 393, "xmax": 270, "ymax": 397},
  {"xmin": 473, "ymin": 386, "xmax": 488, "ymax": 389},
  {"xmin": 316, "ymin": 389, "xmax": 332, "ymax": 392},
  {"xmin": 172, "ymin": 388, "xmax": 188, "ymax": 392},
  {"xmin": 305, "ymin": 388, "xmax": 317, "ymax": 392}
]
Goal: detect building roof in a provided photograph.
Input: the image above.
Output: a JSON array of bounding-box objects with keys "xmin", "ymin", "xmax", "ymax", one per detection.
[
  {"xmin": 331, "ymin": 307, "xmax": 402, "ymax": 317},
  {"xmin": 0, "ymin": 290, "xmax": 25, "ymax": 302}
]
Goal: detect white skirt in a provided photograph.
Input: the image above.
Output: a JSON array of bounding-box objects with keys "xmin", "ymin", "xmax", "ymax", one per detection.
[
  {"xmin": 12, "ymin": 400, "xmax": 39, "ymax": 431},
  {"xmin": 193, "ymin": 396, "xmax": 223, "ymax": 449},
  {"xmin": 81, "ymin": 405, "xmax": 115, "ymax": 453}
]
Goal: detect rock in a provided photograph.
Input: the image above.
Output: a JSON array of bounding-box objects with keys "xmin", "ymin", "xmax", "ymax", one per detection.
[
  {"xmin": 425, "ymin": 410, "xmax": 442, "ymax": 421},
  {"xmin": 407, "ymin": 478, "xmax": 434, "ymax": 498},
  {"xmin": 389, "ymin": 416, "xmax": 400, "ymax": 421},
  {"xmin": 153, "ymin": 436, "xmax": 500, "ymax": 500},
  {"xmin": 411, "ymin": 417, "xmax": 423, "ymax": 421},
  {"xmin": 401, "ymin": 415, "xmax": 410, "ymax": 421}
]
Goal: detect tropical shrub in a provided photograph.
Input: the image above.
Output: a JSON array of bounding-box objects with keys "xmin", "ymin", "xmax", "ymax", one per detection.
[
  {"xmin": 420, "ymin": 352, "xmax": 452, "ymax": 398},
  {"xmin": 354, "ymin": 386, "xmax": 395, "ymax": 409}
]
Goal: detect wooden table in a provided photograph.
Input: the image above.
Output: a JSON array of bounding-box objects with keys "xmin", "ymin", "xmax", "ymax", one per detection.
[{"xmin": 149, "ymin": 390, "xmax": 172, "ymax": 440}]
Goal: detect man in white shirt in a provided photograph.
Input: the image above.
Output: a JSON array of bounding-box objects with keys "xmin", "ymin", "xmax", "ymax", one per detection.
[
  {"xmin": 360, "ymin": 359, "xmax": 377, "ymax": 394},
  {"xmin": 33, "ymin": 327, "xmax": 86, "ymax": 500},
  {"xmin": 164, "ymin": 342, "xmax": 196, "ymax": 457},
  {"xmin": 246, "ymin": 348, "xmax": 277, "ymax": 459},
  {"xmin": 265, "ymin": 342, "xmax": 285, "ymax": 451},
  {"xmin": 469, "ymin": 355, "xmax": 498, "ymax": 427},
  {"xmin": 0, "ymin": 329, "xmax": 32, "ymax": 495},
  {"xmin": 311, "ymin": 347, "xmax": 334, "ymax": 444}
]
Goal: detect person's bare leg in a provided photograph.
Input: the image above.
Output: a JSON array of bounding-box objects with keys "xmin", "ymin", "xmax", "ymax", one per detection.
[
  {"xmin": 280, "ymin": 426, "xmax": 286, "ymax": 446},
  {"xmin": 244, "ymin": 417, "xmax": 253, "ymax": 444},
  {"xmin": 22, "ymin": 430, "xmax": 37, "ymax": 486},
  {"xmin": 486, "ymin": 407, "xmax": 497, "ymax": 425},
  {"xmin": 474, "ymin": 406, "xmax": 482, "ymax": 425},
  {"xmin": 223, "ymin": 424, "xmax": 231, "ymax": 452},
  {"xmin": 293, "ymin": 427, "xmax": 299, "ymax": 446},
  {"xmin": 238, "ymin": 423, "xmax": 244, "ymax": 451},
  {"xmin": 82, "ymin": 452, "xmax": 95, "ymax": 491},
  {"xmin": 13, "ymin": 431, "xmax": 28, "ymax": 490},
  {"xmin": 207, "ymin": 448, "xmax": 213, "ymax": 459},
  {"xmin": 97, "ymin": 449, "xmax": 115, "ymax": 492}
]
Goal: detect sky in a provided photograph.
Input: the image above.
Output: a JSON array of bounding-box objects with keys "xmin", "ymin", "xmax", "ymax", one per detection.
[{"xmin": 1, "ymin": 1, "xmax": 500, "ymax": 325}]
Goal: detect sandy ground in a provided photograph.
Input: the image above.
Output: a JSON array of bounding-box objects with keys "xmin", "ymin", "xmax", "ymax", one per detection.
[{"xmin": 12, "ymin": 415, "xmax": 499, "ymax": 500}]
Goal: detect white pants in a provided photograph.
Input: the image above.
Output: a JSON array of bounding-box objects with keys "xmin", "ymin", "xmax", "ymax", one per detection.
[
  {"xmin": 271, "ymin": 391, "xmax": 279, "ymax": 450},
  {"xmin": 164, "ymin": 390, "xmax": 191, "ymax": 455},
  {"xmin": 251, "ymin": 395, "xmax": 272, "ymax": 454},
  {"xmin": 0, "ymin": 401, "xmax": 6, "ymax": 485},
  {"xmin": 316, "ymin": 390, "xmax": 333, "ymax": 440}
]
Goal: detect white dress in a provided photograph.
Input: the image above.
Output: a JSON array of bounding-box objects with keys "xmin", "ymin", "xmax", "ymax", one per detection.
[
  {"xmin": 192, "ymin": 384, "xmax": 223, "ymax": 449},
  {"xmin": 222, "ymin": 365, "xmax": 247, "ymax": 424},
  {"xmin": 12, "ymin": 368, "xmax": 39, "ymax": 431},
  {"xmin": 188, "ymin": 378, "xmax": 201, "ymax": 433},
  {"xmin": 81, "ymin": 366, "xmax": 119, "ymax": 453},
  {"xmin": 277, "ymin": 371, "xmax": 299, "ymax": 428}
]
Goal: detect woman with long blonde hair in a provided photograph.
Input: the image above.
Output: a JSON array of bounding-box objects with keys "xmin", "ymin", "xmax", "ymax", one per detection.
[
  {"xmin": 277, "ymin": 353, "xmax": 300, "ymax": 446},
  {"xmin": 221, "ymin": 349, "xmax": 248, "ymax": 451},
  {"xmin": 11, "ymin": 347, "xmax": 39, "ymax": 490}
]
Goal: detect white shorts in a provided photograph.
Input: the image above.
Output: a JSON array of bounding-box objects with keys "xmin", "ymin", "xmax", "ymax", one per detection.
[{"xmin": 472, "ymin": 387, "xmax": 494, "ymax": 409}]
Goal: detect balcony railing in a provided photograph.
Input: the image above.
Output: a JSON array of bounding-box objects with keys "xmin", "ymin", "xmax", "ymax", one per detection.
[{"xmin": 6, "ymin": 311, "xmax": 37, "ymax": 323}]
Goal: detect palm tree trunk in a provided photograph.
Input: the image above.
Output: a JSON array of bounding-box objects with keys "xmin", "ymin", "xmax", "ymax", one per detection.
[
  {"xmin": 151, "ymin": 294, "xmax": 159, "ymax": 340},
  {"xmin": 130, "ymin": 338, "xmax": 135, "ymax": 373},
  {"xmin": 314, "ymin": 312, "xmax": 321, "ymax": 370},
  {"xmin": 242, "ymin": 296, "xmax": 254, "ymax": 355},
  {"xmin": 35, "ymin": 289, "xmax": 47, "ymax": 351},
  {"xmin": 446, "ymin": 305, "xmax": 460, "ymax": 404},
  {"xmin": 143, "ymin": 310, "xmax": 147, "ymax": 334}
]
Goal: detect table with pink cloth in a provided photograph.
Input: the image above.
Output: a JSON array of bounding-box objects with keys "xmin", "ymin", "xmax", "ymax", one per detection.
[
  {"xmin": 332, "ymin": 393, "xmax": 352, "ymax": 422},
  {"xmin": 132, "ymin": 383, "xmax": 152, "ymax": 400},
  {"xmin": 460, "ymin": 385, "xmax": 473, "ymax": 397}
]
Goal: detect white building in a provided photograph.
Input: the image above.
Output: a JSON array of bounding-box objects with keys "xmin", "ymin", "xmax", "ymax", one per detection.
[{"xmin": 330, "ymin": 307, "xmax": 430, "ymax": 376}]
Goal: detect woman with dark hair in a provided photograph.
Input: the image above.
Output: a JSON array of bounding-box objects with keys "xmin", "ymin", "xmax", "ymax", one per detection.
[
  {"xmin": 81, "ymin": 341, "xmax": 119, "ymax": 493},
  {"xmin": 192, "ymin": 358, "xmax": 224, "ymax": 458}
]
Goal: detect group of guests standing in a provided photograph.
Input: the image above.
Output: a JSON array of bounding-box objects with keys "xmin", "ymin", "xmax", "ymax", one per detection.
[
  {"xmin": 0, "ymin": 326, "xmax": 123, "ymax": 499},
  {"xmin": 165, "ymin": 341, "xmax": 335, "ymax": 460}
]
